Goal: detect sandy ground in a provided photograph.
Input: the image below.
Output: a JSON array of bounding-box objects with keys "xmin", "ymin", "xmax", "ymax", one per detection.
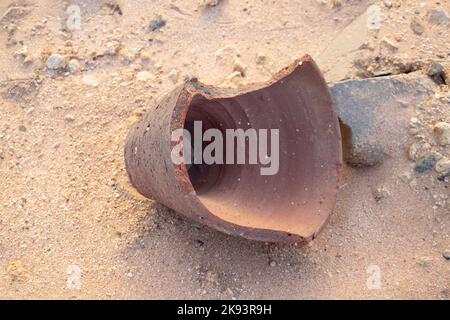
[{"xmin": 0, "ymin": 0, "xmax": 449, "ymax": 299}]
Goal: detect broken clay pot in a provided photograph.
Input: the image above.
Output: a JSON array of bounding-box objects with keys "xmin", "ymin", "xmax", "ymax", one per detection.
[{"xmin": 124, "ymin": 55, "xmax": 342, "ymax": 243}]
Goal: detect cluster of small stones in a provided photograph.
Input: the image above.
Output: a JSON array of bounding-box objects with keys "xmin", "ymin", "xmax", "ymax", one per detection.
[
  {"xmin": 353, "ymin": 5, "xmax": 449, "ymax": 79},
  {"xmin": 406, "ymin": 83, "xmax": 449, "ymax": 209},
  {"xmin": 3, "ymin": 5, "xmax": 183, "ymax": 88}
]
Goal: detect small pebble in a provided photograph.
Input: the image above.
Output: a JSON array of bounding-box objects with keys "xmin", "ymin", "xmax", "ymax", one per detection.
[
  {"xmin": 14, "ymin": 45, "xmax": 28, "ymax": 58},
  {"xmin": 408, "ymin": 141, "xmax": 430, "ymax": 161},
  {"xmin": 435, "ymin": 158, "xmax": 450, "ymax": 174},
  {"xmin": 81, "ymin": 75, "xmax": 99, "ymax": 87},
  {"xmin": 205, "ymin": 270, "xmax": 218, "ymax": 284},
  {"xmin": 139, "ymin": 49, "xmax": 153, "ymax": 62},
  {"xmin": 372, "ymin": 185, "xmax": 388, "ymax": 203},
  {"xmin": 233, "ymin": 56, "xmax": 247, "ymax": 76},
  {"xmin": 381, "ymin": 37, "xmax": 398, "ymax": 50},
  {"xmin": 136, "ymin": 71, "xmax": 154, "ymax": 82},
  {"xmin": 200, "ymin": 0, "xmax": 220, "ymax": 7},
  {"xmin": 433, "ymin": 122, "xmax": 450, "ymax": 146},
  {"xmin": 167, "ymin": 69, "xmax": 179, "ymax": 83},
  {"xmin": 427, "ymin": 63, "xmax": 444, "ymax": 76},
  {"xmin": 383, "ymin": 0, "xmax": 392, "ymax": 8},
  {"xmin": 46, "ymin": 54, "xmax": 66, "ymax": 70},
  {"xmin": 410, "ymin": 17, "xmax": 425, "ymax": 35},
  {"xmin": 68, "ymin": 59, "xmax": 80, "ymax": 73},
  {"xmin": 399, "ymin": 171, "xmax": 412, "ymax": 183},
  {"xmin": 256, "ymin": 52, "xmax": 267, "ymax": 65},
  {"xmin": 215, "ymin": 46, "xmax": 236, "ymax": 62},
  {"xmin": 221, "ymin": 71, "xmax": 244, "ymax": 87},
  {"xmin": 64, "ymin": 114, "xmax": 75, "ymax": 122},
  {"xmin": 120, "ymin": 49, "xmax": 136, "ymax": 64},
  {"xmin": 329, "ymin": 0, "xmax": 342, "ymax": 8},
  {"xmin": 443, "ymin": 250, "xmax": 450, "ymax": 260},
  {"xmin": 23, "ymin": 55, "xmax": 34, "ymax": 65},
  {"xmin": 6, "ymin": 260, "xmax": 28, "ymax": 281},
  {"xmin": 104, "ymin": 41, "xmax": 120, "ymax": 56},
  {"xmin": 418, "ymin": 256, "xmax": 432, "ymax": 267},
  {"xmin": 408, "ymin": 117, "xmax": 421, "ymax": 135}
]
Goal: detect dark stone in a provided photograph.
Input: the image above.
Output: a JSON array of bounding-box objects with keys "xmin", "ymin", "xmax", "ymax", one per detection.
[
  {"xmin": 427, "ymin": 63, "xmax": 445, "ymax": 76},
  {"xmin": 443, "ymin": 250, "xmax": 450, "ymax": 260},
  {"xmin": 437, "ymin": 172, "xmax": 450, "ymax": 182},
  {"xmin": 428, "ymin": 9, "xmax": 450, "ymax": 26},
  {"xmin": 148, "ymin": 15, "xmax": 166, "ymax": 32},
  {"xmin": 329, "ymin": 74, "xmax": 435, "ymax": 167},
  {"xmin": 195, "ymin": 239, "xmax": 204, "ymax": 248},
  {"xmin": 414, "ymin": 155, "xmax": 438, "ymax": 173},
  {"xmin": 427, "ymin": 63, "xmax": 447, "ymax": 84}
]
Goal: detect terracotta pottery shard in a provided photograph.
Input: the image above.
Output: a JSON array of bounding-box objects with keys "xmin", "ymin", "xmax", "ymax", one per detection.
[{"xmin": 124, "ymin": 55, "xmax": 342, "ymax": 243}]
